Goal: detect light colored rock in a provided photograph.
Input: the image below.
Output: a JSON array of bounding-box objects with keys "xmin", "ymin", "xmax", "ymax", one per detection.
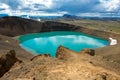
[{"xmin": 109, "ymin": 37, "xmax": 117, "ymax": 45}]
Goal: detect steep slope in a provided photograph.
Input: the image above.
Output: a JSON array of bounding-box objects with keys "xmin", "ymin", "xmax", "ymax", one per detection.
[
  {"xmin": 0, "ymin": 34, "xmax": 33, "ymax": 61},
  {"xmin": 1, "ymin": 46, "xmax": 120, "ymax": 80},
  {"xmin": 0, "ymin": 16, "xmax": 43, "ymax": 36},
  {"xmin": 0, "ymin": 16, "xmax": 78, "ymax": 37}
]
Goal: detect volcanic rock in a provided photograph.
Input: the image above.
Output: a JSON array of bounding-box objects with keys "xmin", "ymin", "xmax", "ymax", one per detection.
[
  {"xmin": 0, "ymin": 50, "xmax": 21, "ymax": 77},
  {"xmin": 30, "ymin": 54, "xmax": 50, "ymax": 61},
  {"xmin": 56, "ymin": 46, "xmax": 78, "ymax": 61},
  {"xmin": 80, "ymin": 49, "xmax": 95, "ymax": 56},
  {"xmin": 1, "ymin": 47, "xmax": 120, "ymax": 80}
]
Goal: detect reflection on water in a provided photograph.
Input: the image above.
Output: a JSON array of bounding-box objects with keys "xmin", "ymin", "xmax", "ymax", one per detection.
[{"xmin": 19, "ymin": 31, "xmax": 109, "ymax": 57}]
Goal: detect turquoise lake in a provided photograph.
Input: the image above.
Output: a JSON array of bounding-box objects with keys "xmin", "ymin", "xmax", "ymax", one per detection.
[{"xmin": 19, "ymin": 31, "xmax": 109, "ymax": 57}]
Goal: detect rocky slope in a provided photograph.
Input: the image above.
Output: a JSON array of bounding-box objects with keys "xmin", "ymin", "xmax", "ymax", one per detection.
[
  {"xmin": 0, "ymin": 16, "xmax": 43, "ymax": 36},
  {"xmin": 0, "ymin": 46, "xmax": 120, "ymax": 80},
  {"xmin": 0, "ymin": 34, "xmax": 33, "ymax": 62},
  {"xmin": 0, "ymin": 16, "xmax": 77, "ymax": 37}
]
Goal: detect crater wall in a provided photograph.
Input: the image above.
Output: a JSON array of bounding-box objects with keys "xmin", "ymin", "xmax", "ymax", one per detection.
[{"xmin": 0, "ymin": 17, "xmax": 120, "ymax": 42}]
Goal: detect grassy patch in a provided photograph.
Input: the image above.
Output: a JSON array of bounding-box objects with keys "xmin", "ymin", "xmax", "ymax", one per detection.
[{"xmin": 60, "ymin": 19, "xmax": 120, "ymax": 34}]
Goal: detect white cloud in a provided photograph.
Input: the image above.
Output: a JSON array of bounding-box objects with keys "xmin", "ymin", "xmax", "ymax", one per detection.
[
  {"xmin": 0, "ymin": 0, "xmax": 120, "ymax": 16},
  {"xmin": 0, "ymin": 0, "xmax": 54, "ymax": 11},
  {"xmin": 77, "ymin": 13, "xmax": 101, "ymax": 17},
  {"xmin": 96, "ymin": 0, "xmax": 120, "ymax": 12},
  {"xmin": 19, "ymin": 0, "xmax": 53, "ymax": 10},
  {"xmin": 0, "ymin": 3, "xmax": 10, "ymax": 10}
]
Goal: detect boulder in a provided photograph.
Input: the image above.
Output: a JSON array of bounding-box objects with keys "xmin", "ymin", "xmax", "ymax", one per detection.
[
  {"xmin": 80, "ymin": 49, "xmax": 95, "ymax": 56},
  {"xmin": 0, "ymin": 50, "xmax": 21, "ymax": 77},
  {"xmin": 56, "ymin": 46, "xmax": 78, "ymax": 60},
  {"xmin": 56, "ymin": 46, "xmax": 70, "ymax": 60}
]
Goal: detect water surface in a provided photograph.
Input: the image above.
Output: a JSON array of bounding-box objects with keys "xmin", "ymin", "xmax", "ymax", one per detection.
[{"xmin": 19, "ymin": 31, "xmax": 109, "ymax": 57}]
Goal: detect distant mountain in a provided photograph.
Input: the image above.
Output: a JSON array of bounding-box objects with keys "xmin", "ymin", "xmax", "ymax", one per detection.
[
  {"xmin": 62, "ymin": 14, "xmax": 120, "ymax": 21},
  {"xmin": 0, "ymin": 14, "xmax": 8, "ymax": 17},
  {"xmin": 62, "ymin": 14, "xmax": 78, "ymax": 19}
]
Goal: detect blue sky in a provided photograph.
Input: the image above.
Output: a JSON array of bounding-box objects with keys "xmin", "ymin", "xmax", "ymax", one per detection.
[{"xmin": 0, "ymin": 0, "xmax": 120, "ymax": 16}]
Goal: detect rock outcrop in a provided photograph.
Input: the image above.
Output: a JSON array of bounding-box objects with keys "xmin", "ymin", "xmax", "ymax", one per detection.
[
  {"xmin": 56, "ymin": 46, "xmax": 79, "ymax": 61},
  {"xmin": 0, "ymin": 50, "xmax": 21, "ymax": 77},
  {"xmin": 56, "ymin": 46, "xmax": 71, "ymax": 60},
  {"xmin": 80, "ymin": 49, "xmax": 95, "ymax": 56}
]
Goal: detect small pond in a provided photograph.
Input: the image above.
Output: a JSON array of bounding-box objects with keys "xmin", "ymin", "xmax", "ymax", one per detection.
[{"xmin": 18, "ymin": 31, "xmax": 109, "ymax": 57}]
